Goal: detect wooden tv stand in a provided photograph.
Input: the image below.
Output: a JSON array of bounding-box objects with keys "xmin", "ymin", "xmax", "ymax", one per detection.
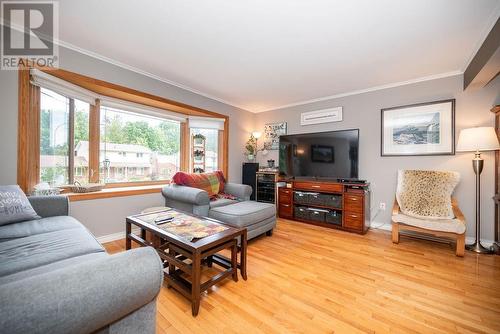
[{"xmin": 278, "ymin": 179, "xmax": 370, "ymax": 234}]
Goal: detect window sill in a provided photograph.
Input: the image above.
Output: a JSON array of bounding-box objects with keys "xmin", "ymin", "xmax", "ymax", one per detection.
[{"xmin": 67, "ymin": 184, "xmax": 167, "ymax": 202}]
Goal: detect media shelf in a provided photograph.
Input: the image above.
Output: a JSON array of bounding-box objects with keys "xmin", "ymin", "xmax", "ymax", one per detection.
[{"xmin": 278, "ymin": 179, "xmax": 370, "ymax": 234}]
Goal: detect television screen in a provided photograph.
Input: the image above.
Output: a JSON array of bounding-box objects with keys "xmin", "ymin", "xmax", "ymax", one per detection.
[{"xmin": 279, "ymin": 129, "xmax": 359, "ymax": 179}]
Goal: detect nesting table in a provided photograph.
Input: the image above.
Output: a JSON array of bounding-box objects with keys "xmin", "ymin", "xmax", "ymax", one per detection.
[{"xmin": 125, "ymin": 209, "xmax": 247, "ymax": 316}]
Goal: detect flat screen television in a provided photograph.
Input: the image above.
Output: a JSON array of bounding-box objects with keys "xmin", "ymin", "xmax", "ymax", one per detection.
[{"xmin": 279, "ymin": 129, "xmax": 359, "ymax": 180}]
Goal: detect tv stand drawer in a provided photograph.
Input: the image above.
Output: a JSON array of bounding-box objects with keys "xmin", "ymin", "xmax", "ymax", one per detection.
[
  {"xmin": 293, "ymin": 181, "xmax": 342, "ymax": 193},
  {"xmin": 344, "ymin": 194, "xmax": 364, "ymax": 213},
  {"xmin": 344, "ymin": 212, "xmax": 363, "ymax": 230},
  {"xmin": 278, "ymin": 188, "xmax": 292, "ymax": 204},
  {"xmin": 279, "ymin": 203, "xmax": 293, "ymax": 218}
]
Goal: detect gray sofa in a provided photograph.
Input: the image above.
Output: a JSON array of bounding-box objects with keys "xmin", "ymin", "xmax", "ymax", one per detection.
[
  {"xmin": 0, "ymin": 196, "xmax": 163, "ymax": 334},
  {"xmin": 162, "ymin": 183, "xmax": 276, "ymax": 240}
]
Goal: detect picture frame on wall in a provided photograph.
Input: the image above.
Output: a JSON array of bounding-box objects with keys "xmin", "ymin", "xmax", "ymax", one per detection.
[
  {"xmin": 264, "ymin": 122, "xmax": 287, "ymax": 150},
  {"xmin": 381, "ymin": 99, "xmax": 455, "ymax": 156}
]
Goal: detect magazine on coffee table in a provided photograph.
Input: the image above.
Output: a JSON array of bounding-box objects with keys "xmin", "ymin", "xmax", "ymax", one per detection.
[{"xmin": 136, "ymin": 209, "xmax": 228, "ymax": 241}]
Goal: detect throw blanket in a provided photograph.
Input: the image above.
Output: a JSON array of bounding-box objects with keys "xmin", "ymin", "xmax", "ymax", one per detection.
[
  {"xmin": 172, "ymin": 171, "xmax": 226, "ymax": 198},
  {"xmin": 396, "ymin": 169, "xmax": 460, "ymax": 220}
]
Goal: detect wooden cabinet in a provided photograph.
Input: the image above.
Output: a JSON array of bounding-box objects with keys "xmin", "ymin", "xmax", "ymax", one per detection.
[
  {"xmin": 278, "ymin": 187, "xmax": 293, "ymax": 218},
  {"xmin": 294, "ymin": 181, "xmax": 343, "ymax": 193},
  {"xmin": 277, "ymin": 180, "xmax": 370, "ymax": 234}
]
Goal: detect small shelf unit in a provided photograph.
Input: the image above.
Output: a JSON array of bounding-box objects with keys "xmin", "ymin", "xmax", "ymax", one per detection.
[{"xmin": 191, "ymin": 135, "xmax": 206, "ymax": 173}]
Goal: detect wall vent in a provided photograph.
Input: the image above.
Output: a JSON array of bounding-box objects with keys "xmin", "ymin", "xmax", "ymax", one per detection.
[{"xmin": 300, "ymin": 107, "xmax": 343, "ymax": 126}]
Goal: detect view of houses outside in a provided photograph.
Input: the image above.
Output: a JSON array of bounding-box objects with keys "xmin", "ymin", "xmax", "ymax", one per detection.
[
  {"xmin": 99, "ymin": 107, "xmax": 181, "ymax": 183},
  {"xmin": 40, "ymin": 88, "xmax": 90, "ymax": 186},
  {"xmin": 39, "ymin": 87, "xmax": 182, "ymax": 186}
]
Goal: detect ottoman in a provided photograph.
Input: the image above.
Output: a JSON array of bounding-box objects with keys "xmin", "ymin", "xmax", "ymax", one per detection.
[{"xmin": 208, "ymin": 201, "xmax": 276, "ymax": 240}]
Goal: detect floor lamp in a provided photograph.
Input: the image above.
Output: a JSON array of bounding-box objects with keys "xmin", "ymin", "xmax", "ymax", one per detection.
[{"xmin": 457, "ymin": 127, "xmax": 500, "ymax": 254}]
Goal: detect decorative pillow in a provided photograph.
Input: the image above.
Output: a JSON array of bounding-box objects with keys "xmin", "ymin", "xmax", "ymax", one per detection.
[
  {"xmin": 396, "ymin": 170, "xmax": 460, "ymax": 220},
  {"xmin": 211, "ymin": 192, "xmax": 238, "ymax": 201},
  {"xmin": 0, "ymin": 185, "xmax": 40, "ymax": 226},
  {"xmin": 172, "ymin": 171, "xmax": 226, "ymax": 198}
]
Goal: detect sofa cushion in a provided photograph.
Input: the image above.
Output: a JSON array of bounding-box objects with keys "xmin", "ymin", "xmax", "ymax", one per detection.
[
  {"xmin": 0, "ymin": 185, "xmax": 40, "ymax": 226},
  {"xmin": 0, "ymin": 252, "xmax": 108, "ymax": 285},
  {"xmin": 392, "ymin": 213, "xmax": 466, "ymax": 234},
  {"xmin": 0, "ymin": 226, "xmax": 105, "ymax": 277},
  {"xmin": 209, "ymin": 201, "xmax": 275, "ymax": 228},
  {"xmin": 209, "ymin": 198, "xmax": 238, "ymax": 209},
  {"xmin": 0, "ymin": 216, "xmax": 83, "ymax": 241},
  {"xmin": 396, "ymin": 170, "xmax": 460, "ymax": 220}
]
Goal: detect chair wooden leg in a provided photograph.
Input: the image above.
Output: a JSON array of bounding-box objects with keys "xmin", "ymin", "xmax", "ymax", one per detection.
[
  {"xmin": 392, "ymin": 222, "xmax": 400, "ymax": 244},
  {"xmin": 456, "ymin": 233, "xmax": 465, "ymax": 257}
]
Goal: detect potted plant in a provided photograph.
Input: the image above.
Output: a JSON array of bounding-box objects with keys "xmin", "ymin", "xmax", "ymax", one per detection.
[
  {"xmin": 245, "ymin": 135, "xmax": 257, "ymax": 161},
  {"xmin": 193, "ymin": 133, "xmax": 206, "ymax": 146}
]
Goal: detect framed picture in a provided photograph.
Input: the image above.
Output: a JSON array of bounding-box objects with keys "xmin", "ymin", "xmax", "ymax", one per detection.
[
  {"xmin": 264, "ymin": 122, "xmax": 287, "ymax": 150},
  {"xmin": 311, "ymin": 145, "xmax": 334, "ymax": 163},
  {"xmin": 381, "ymin": 99, "xmax": 455, "ymax": 156}
]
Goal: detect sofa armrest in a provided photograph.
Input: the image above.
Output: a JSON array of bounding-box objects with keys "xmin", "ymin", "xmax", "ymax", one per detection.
[
  {"xmin": 0, "ymin": 247, "xmax": 163, "ymax": 334},
  {"xmin": 162, "ymin": 184, "xmax": 210, "ymax": 206},
  {"xmin": 224, "ymin": 183, "xmax": 252, "ymax": 201},
  {"xmin": 28, "ymin": 195, "xmax": 69, "ymax": 218}
]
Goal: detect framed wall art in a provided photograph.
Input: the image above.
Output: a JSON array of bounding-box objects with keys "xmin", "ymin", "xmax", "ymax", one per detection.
[
  {"xmin": 381, "ymin": 99, "xmax": 455, "ymax": 156},
  {"xmin": 264, "ymin": 122, "xmax": 287, "ymax": 150}
]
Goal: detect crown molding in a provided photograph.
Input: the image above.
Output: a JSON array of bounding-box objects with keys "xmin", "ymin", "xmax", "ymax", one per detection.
[
  {"xmin": 253, "ymin": 71, "xmax": 463, "ymax": 113},
  {"xmin": 1, "ymin": 20, "xmax": 251, "ymax": 111},
  {"xmin": 1, "ymin": 17, "xmax": 489, "ymax": 115},
  {"xmin": 56, "ymin": 40, "xmax": 252, "ymax": 112}
]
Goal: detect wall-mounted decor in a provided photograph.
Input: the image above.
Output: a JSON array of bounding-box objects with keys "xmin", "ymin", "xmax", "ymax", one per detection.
[
  {"xmin": 300, "ymin": 107, "xmax": 343, "ymax": 126},
  {"xmin": 264, "ymin": 122, "xmax": 287, "ymax": 150},
  {"xmin": 381, "ymin": 99, "xmax": 455, "ymax": 156}
]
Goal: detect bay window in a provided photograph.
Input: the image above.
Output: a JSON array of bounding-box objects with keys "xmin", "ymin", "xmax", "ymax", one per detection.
[
  {"xmin": 40, "ymin": 87, "xmax": 90, "ymax": 186},
  {"xmin": 188, "ymin": 117, "xmax": 225, "ymax": 173},
  {"xmin": 18, "ymin": 64, "xmax": 229, "ymax": 197},
  {"xmin": 99, "ymin": 106, "xmax": 181, "ymax": 183}
]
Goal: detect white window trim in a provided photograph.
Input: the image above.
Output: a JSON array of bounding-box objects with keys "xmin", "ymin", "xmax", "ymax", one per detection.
[
  {"xmin": 31, "ymin": 69, "xmax": 97, "ymax": 105},
  {"xmin": 100, "ymin": 97, "xmax": 187, "ymax": 123},
  {"xmin": 189, "ymin": 116, "xmax": 225, "ymax": 130}
]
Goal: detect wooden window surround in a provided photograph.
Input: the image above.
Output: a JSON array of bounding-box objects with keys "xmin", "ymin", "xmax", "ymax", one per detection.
[{"xmin": 18, "ymin": 63, "xmax": 229, "ymax": 200}]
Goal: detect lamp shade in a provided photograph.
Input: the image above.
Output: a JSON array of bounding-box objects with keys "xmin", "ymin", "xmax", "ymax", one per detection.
[
  {"xmin": 252, "ymin": 131, "xmax": 262, "ymax": 139},
  {"xmin": 456, "ymin": 127, "xmax": 500, "ymax": 152}
]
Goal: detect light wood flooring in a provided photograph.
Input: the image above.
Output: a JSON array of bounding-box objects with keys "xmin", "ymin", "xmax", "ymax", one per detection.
[{"xmin": 104, "ymin": 219, "xmax": 500, "ymax": 333}]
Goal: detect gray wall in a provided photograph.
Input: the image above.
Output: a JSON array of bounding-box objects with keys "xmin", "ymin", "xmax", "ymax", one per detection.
[
  {"xmin": 0, "ymin": 45, "xmax": 255, "ymax": 238},
  {"xmin": 1, "ymin": 44, "xmax": 498, "ymax": 240},
  {"xmin": 255, "ymin": 74, "xmax": 500, "ymax": 241}
]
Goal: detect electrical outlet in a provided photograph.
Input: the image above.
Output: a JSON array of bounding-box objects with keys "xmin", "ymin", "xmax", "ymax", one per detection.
[{"xmin": 379, "ymin": 202, "xmax": 386, "ymax": 211}]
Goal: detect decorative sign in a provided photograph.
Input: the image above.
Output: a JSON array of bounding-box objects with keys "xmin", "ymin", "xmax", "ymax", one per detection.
[
  {"xmin": 300, "ymin": 107, "xmax": 343, "ymax": 126},
  {"xmin": 264, "ymin": 122, "xmax": 287, "ymax": 150}
]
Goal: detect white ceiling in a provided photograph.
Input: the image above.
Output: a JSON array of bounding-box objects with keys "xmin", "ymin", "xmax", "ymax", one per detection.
[{"xmin": 57, "ymin": 0, "xmax": 500, "ymax": 112}]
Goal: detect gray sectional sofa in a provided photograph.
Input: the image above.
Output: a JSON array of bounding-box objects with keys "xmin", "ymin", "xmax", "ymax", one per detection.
[
  {"xmin": 162, "ymin": 183, "xmax": 276, "ymax": 240},
  {"xmin": 0, "ymin": 195, "xmax": 163, "ymax": 334}
]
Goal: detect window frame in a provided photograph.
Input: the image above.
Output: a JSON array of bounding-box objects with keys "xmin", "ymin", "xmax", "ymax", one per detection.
[
  {"xmin": 39, "ymin": 88, "xmax": 90, "ymax": 186},
  {"xmin": 17, "ymin": 63, "xmax": 229, "ymax": 196}
]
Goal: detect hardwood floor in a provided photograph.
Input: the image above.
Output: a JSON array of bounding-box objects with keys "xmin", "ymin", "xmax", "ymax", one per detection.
[{"xmin": 104, "ymin": 219, "xmax": 500, "ymax": 333}]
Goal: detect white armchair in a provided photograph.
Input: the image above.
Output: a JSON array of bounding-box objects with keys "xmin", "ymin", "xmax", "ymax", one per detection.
[{"xmin": 391, "ymin": 170, "xmax": 466, "ymax": 257}]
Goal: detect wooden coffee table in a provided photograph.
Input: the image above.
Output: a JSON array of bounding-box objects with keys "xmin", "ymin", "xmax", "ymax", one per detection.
[{"xmin": 125, "ymin": 209, "xmax": 247, "ymax": 316}]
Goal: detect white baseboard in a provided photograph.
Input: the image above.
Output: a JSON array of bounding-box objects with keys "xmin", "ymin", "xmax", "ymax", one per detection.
[
  {"xmin": 96, "ymin": 231, "xmax": 126, "ymax": 243},
  {"xmin": 96, "ymin": 227, "xmax": 140, "ymax": 244},
  {"xmin": 370, "ymin": 221, "xmax": 494, "ymax": 247}
]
